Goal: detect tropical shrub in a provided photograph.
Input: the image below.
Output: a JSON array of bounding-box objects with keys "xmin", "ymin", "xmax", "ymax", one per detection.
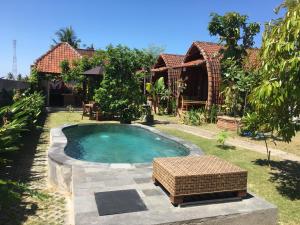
[
  {"xmin": 217, "ymin": 131, "xmax": 229, "ymax": 147},
  {"xmin": 28, "ymin": 68, "xmax": 40, "ymax": 91},
  {"xmin": 146, "ymin": 77, "xmax": 166, "ymax": 114},
  {"xmin": 94, "ymin": 45, "xmax": 149, "ymax": 123},
  {"xmin": 183, "ymin": 109, "xmax": 206, "ymax": 126},
  {"xmin": 0, "ymin": 92, "xmax": 44, "ymax": 152},
  {"xmin": 206, "ymin": 104, "xmax": 219, "ymax": 123}
]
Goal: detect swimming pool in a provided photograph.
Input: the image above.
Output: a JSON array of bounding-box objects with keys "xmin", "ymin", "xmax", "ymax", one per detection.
[{"xmin": 63, "ymin": 124, "xmax": 189, "ymax": 163}]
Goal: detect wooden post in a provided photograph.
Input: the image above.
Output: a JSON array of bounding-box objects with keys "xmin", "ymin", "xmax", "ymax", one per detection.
[{"xmin": 47, "ymin": 81, "xmax": 50, "ymax": 106}]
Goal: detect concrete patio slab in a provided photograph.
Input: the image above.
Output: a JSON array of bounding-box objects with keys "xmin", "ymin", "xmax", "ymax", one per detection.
[{"xmin": 72, "ymin": 165, "xmax": 277, "ymax": 225}]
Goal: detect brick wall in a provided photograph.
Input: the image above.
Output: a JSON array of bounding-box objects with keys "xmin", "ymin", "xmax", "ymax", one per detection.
[{"xmin": 217, "ymin": 116, "xmax": 241, "ymax": 132}]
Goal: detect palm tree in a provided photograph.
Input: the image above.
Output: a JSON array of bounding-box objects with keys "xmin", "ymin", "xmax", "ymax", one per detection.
[
  {"xmin": 52, "ymin": 26, "xmax": 81, "ymax": 48},
  {"xmin": 17, "ymin": 74, "xmax": 22, "ymax": 81},
  {"xmin": 6, "ymin": 72, "xmax": 14, "ymax": 80}
]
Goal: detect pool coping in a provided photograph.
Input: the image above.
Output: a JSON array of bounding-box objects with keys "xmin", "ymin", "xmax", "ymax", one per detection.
[{"xmin": 48, "ymin": 123, "xmax": 204, "ymax": 192}]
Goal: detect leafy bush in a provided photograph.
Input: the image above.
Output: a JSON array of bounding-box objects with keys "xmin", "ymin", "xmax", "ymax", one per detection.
[
  {"xmin": 217, "ymin": 131, "xmax": 229, "ymax": 146},
  {"xmin": 183, "ymin": 106, "xmax": 219, "ymax": 126},
  {"xmin": 94, "ymin": 45, "xmax": 148, "ymax": 123},
  {"xmin": 183, "ymin": 109, "xmax": 205, "ymax": 126},
  {"xmin": 0, "ymin": 92, "xmax": 44, "ymax": 152},
  {"xmin": 146, "ymin": 77, "xmax": 166, "ymax": 114},
  {"xmin": 206, "ymin": 104, "xmax": 219, "ymax": 123}
]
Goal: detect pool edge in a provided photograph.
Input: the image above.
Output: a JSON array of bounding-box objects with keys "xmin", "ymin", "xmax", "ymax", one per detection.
[{"xmin": 48, "ymin": 123, "xmax": 204, "ymax": 193}]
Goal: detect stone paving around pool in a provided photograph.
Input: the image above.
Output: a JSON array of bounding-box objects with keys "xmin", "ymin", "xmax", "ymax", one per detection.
[{"xmin": 72, "ymin": 164, "xmax": 278, "ymax": 225}]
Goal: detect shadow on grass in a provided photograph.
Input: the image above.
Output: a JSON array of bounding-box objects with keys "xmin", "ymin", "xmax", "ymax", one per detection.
[
  {"xmin": 253, "ymin": 159, "xmax": 300, "ymax": 200},
  {"xmin": 216, "ymin": 144, "xmax": 236, "ymax": 150},
  {"xmin": 0, "ymin": 113, "xmax": 47, "ymax": 225}
]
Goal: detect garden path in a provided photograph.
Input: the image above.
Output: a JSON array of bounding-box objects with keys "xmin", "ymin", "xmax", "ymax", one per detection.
[{"xmin": 162, "ymin": 123, "xmax": 300, "ymax": 162}]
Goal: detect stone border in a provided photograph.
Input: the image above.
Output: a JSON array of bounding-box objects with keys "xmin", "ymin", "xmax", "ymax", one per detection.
[{"xmin": 48, "ymin": 123, "xmax": 204, "ymax": 192}]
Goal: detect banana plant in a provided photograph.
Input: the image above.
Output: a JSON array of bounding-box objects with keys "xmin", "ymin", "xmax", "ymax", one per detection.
[{"xmin": 146, "ymin": 77, "xmax": 165, "ymax": 114}]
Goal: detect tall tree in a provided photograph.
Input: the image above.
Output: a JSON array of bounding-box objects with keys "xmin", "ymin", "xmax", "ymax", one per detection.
[
  {"xmin": 208, "ymin": 12, "xmax": 260, "ymax": 63},
  {"xmin": 94, "ymin": 45, "xmax": 149, "ymax": 123},
  {"xmin": 52, "ymin": 26, "xmax": 81, "ymax": 48},
  {"xmin": 208, "ymin": 12, "xmax": 260, "ymax": 116},
  {"xmin": 250, "ymin": 0, "xmax": 300, "ymax": 142}
]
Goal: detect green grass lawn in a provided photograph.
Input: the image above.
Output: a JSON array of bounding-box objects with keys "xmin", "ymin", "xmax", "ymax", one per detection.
[
  {"xmin": 155, "ymin": 114, "xmax": 300, "ymax": 157},
  {"xmin": 155, "ymin": 125, "xmax": 300, "ymax": 225}
]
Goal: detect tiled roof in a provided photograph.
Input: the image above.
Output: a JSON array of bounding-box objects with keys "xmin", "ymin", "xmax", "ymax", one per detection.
[
  {"xmin": 34, "ymin": 42, "xmax": 95, "ymax": 74},
  {"xmin": 161, "ymin": 54, "xmax": 185, "ymax": 67},
  {"xmin": 193, "ymin": 41, "xmax": 259, "ymax": 64},
  {"xmin": 192, "ymin": 41, "xmax": 223, "ymax": 60},
  {"xmin": 154, "ymin": 54, "xmax": 185, "ymax": 69},
  {"xmin": 83, "ymin": 66, "xmax": 103, "ymax": 75},
  {"xmin": 173, "ymin": 59, "xmax": 206, "ymax": 68},
  {"xmin": 151, "ymin": 66, "xmax": 168, "ymax": 72}
]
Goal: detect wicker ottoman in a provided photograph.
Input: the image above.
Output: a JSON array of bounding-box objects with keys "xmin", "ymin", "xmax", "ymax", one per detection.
[{"xmin": 152, "ymin": 155, "xmax": 247, "ymax": 205}]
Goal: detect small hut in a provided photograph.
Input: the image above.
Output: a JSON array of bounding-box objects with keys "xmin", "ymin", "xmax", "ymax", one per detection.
[
  {"xmin": 151, "ymin": 42, "xmax": 223, "ymax": 110},
  {"xmin": 178, "ymin": 41, "xmax": 223, "ymax": 109},
  {"xmin": 151, "ymin": 54, "xmax": 184, "ymax": 94},
  {"xmin": 82, "ymin": 66, "xmax": 103, "ymax": 100},
  {"xmin": 33, "ymin": 42, "xmax": 95, "ymax": 106}
]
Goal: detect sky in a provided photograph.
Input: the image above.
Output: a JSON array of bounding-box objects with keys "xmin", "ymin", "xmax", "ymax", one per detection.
[{"xmin": 0, "ymin": 0, "xmax": 284, "ymax": 77}]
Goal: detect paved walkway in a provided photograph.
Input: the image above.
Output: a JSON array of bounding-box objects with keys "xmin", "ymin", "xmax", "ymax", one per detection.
[
  {"xmin": 164, "ymin": 123, "xmax": 300, "ymax": 162},
  {"xmin": 72, "ymin": 164, "xmax": 276, "ymax": 225}
]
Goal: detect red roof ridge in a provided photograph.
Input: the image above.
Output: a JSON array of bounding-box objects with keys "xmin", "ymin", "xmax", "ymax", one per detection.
[
  {"xmin": 194, "ymin": 41, "xmax": 222, "ymax": 46},
  {"xmin": 154, "ymin": 54, "xmax": 185, "ymax": 68},
  {"xmin": 33, "ymin": 42, "xmax": 83, "ymax": 65},
  {"xmin": 160, "ymin": 53, "xmax": 185, "ymax": 57}
]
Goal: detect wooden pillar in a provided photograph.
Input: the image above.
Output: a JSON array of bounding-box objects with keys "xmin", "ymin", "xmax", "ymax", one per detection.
[
  {"xmin": 47, "ymin": 81, "xmax": 50, "ymax": 106},
  {"xmin": 82, "ymin": 78, "xmax": 87, "ymax": 101}
]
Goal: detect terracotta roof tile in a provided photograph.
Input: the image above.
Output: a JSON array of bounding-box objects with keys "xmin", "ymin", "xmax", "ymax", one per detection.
[
  {"xmin": 34, "ymin": 42, "xmax": 95, "ymax": 74},
  {"xmin": 173, "ymin": 59, "xmax": 206, "ymax": 68},
  {"xmin": 161, "ymin": 54, "xmax": 185, "ymax": 67},
  {"xmin": 154, "ymin": 54, "xmax": 185, "ymax": 69},
  {"xmin": 193, "ymin": 41, "xmax": 223, "ymax": 59}
]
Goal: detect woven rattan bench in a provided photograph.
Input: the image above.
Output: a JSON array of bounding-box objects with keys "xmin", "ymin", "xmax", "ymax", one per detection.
[{"xmin": 152, "ymin": 155, "xmax": 247, "ymax": 205}]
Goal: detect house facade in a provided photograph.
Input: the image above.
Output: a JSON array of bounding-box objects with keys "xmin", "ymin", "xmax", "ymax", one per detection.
[{"xmin": 32, "ymin": 42, "xmax": 95, "ymax": 106}]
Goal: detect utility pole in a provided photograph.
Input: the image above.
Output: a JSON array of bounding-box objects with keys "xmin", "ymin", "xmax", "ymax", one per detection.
[{"xmin": 12, "ymin": 40, "xmax": 17, "ymax": 76}]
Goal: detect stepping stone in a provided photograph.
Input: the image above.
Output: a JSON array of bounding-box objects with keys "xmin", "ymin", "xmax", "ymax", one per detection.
[{"xmin": 95, "ymin": 189, "xmax": 147, "ymax": 216}]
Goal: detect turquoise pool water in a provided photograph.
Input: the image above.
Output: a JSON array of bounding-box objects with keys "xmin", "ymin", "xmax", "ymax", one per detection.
[{"xmin": 63, "ymin": 124, "xmax": 188, "ymax": 163}]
